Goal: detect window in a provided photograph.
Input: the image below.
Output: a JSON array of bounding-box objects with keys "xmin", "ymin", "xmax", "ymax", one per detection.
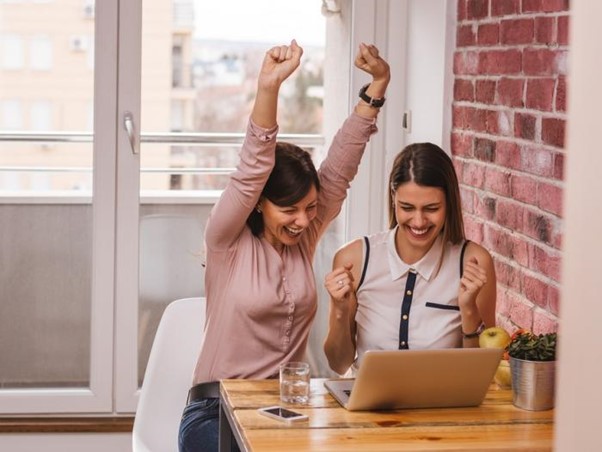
[
  {"xmin": 1, "ymin": 34, "xmax": 24, "ymax": 69},
  {"xmin": 30, "ymin": 35, "xmax": 53, "ymax": 70},
  {"xmin": 1, "ymin": 99, "xmax": 23, "ymax": 129},
  {"xmin": 30, "ymin": 100, "xmax": 52, "ymax": 130}
]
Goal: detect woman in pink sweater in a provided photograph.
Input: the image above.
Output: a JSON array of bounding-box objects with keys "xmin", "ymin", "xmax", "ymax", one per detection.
[{"xmin": 179, "ymin": 40, "xmax": 390, "ymax": 452}]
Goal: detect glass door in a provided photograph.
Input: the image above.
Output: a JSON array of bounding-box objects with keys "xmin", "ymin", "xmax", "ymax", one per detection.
[{"xmin": 0, "ymin": 0, "xmax": 115, "ymax": 413}]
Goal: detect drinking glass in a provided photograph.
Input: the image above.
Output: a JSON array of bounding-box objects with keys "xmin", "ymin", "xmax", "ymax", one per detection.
[{"xmin": 279, "ymin": 361, "xmax": 310, "ymax": 404}]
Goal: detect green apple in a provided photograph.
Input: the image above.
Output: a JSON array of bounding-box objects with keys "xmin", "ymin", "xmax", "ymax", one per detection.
[{"xmin": 479, "ymin": 326, "xmax": 511, "ymax": 350}]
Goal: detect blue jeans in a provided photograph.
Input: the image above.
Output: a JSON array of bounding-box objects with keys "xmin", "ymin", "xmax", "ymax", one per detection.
[{"xmin": 178, "ymin": 397, "xmax": 240, "ymax": 452}]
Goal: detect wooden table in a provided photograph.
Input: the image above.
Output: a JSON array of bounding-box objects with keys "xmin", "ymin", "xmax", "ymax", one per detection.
[{"xmin": 219, "ymin": 378, "xmax": 554, "ymax": 451}]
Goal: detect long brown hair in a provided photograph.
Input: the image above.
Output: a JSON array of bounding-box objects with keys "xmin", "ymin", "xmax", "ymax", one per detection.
[{"xmin": 388, "ymin": 142, "xmax": 464, "ymax": 244}]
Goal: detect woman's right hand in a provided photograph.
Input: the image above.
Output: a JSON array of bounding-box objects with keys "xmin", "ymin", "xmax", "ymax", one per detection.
[
  {"xmin": 325, "ymin": 263, "xmax": 355, "ymax": 308},
  {"xmin": 258, "ymin": 40, "xmax": 303, "ymax": 90},
  {"xmin": 354, "ymin": 43, "xmax": 390, "ymax": 84}
]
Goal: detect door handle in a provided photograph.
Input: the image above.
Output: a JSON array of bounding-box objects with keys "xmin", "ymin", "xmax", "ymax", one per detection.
[{"xmin": 123, "ymin": 112, "xmax": 138, "ymax": 155}]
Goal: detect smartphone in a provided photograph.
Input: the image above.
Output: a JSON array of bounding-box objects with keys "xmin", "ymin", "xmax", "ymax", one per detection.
[{"xmin": 257, "ymin": 405, "xmax": 308, "ymax": 423}]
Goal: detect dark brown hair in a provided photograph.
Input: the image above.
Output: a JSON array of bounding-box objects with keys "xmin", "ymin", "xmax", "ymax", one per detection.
[
  {"xmin": 388, "ymin": 142, "xmax": 465, "ymax": 244},
  {"xmin": 247, "ymin": 142, "xmax": 320, "ymax": 236}
]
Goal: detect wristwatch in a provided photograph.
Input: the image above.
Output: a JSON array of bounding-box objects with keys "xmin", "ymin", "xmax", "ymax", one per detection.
[{"xmin": 359, "ymin": 83, "xmax": 386, "ymax": 108}]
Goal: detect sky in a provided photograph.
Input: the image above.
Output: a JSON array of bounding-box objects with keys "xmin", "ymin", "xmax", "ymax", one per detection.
[{"xmin": 193, "ymin": 0, "xmax": 326, "ymax": 46}]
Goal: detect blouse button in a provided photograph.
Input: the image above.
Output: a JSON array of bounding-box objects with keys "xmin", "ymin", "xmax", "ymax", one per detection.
[
  {"xmin": 288, "ymin": 315, "xmax": 293, "ymax": 321},
  {"xmin": 406, "ymin": 290, "xmax": 412, "ymax": 296},
  {"xmin": 402, "ymin": 314, "xmax": 408, "ymax": 320},
  {"xmin": 400, "ymin": 341, "xmax": 406, "ymax": 347}
]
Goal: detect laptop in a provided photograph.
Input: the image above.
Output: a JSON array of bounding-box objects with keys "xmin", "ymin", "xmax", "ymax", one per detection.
[{"xmin": 324, "ymin": 348, "xmax": 502, "ymax": 411}]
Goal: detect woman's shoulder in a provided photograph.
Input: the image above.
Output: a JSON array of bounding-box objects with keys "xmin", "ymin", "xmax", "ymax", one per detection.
[{"xmin": 463, "ymin": 240, "xmax": 494, "ymax": 266}]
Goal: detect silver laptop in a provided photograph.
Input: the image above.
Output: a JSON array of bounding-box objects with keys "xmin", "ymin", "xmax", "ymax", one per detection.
[{"xmin": 325, "ymin": 348, "xmax": 502, "ymax": 411}]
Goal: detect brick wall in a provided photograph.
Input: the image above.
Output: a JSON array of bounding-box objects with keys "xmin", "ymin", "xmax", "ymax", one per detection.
[{"xmin": 452, "ymin": 0, "xmax": 569, "ymax": 334}]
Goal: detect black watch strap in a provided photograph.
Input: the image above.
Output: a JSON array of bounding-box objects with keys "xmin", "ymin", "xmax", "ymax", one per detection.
[{"xmin": 359, "ymin": 83, "xmax": 386, "ymax": 108}]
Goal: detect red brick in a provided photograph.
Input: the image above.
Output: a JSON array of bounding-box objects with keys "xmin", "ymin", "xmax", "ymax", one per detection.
[
  {"xmin": 522, "ymin": 273, "xmax": 549, "ymax": 309},
  {"xmin": 501, "ymin": 19, "xmax": 534, "ymax": 45},
  {"xmin": 520, "ymin": 145, "xmax": 554, "ymax": 177},
  {"xmin": 514, "ymin": 112, "xmax": 537, "ymax": 140},
  {"xmin": 457, "ymin": 0, "xmax": 468, "ymax": 21},
  {"xmin": 462, "ymin": 161, "xmax": 486, "ymax": 188},
  {"xmin": 454, "ymin": 51, "xmax": 479, "ymax": 75},
  {"xmin": 497, "ymin": 77, "xmax": 524, "ymax": 107},
  {"xmin": 457, "ymin": 24, "xmax": 476, "ymax": 47},
  {"xmin": 484, "ymin": 167, "xmax": 511, "ymax": 196},
  {"xmin": 497, "ymin": 110, "xmax": 513, "ymax": 137},
  {"xmin": 484, "ymin": 225, "xmax": 512, "ymax": 257},
  {"xmin": 510, "ymin": 235, "xmax": 530, "ymax": 267},
  {"xmin": 451, "ymin": 132, "xmax": 473, "ymax": 157},
  {"xmin": 495, "ymin": 141, "xmax": 521, "ymax": 169},
  {"xmin": 464, "ymin": 215, "xmax": 484, "ymax": 242},
  {"xmin": 460, "ymin": 186, "xmax": 475, "ymax": 214},
  {"xmin": 469, "ymin": 108, "xmax": 488, "ymax": 132},
  {"xmin": 491, "ymin": 0, "xmax": 520, "ymax": 16},
  {"xmin": 511, "ymin": 174, "xmax": 538, "ymax": 204},
  {"xmin": 547, "ymin": 285, "xmax": 560, "ymax": 316},
  {"xmin": 485, "ymin": 110, "xmax": 500, "ymax": 134},
  {"xmin": 474, "ymin": 137, "xmax": 496, "ymax": 162},
  {"xmin": 496, "ymin": 199, "xmax": 524, "ymax": 230},
  {"xmin": 530, "ymin": 244, "xmax": 562, "ymax": 282},
  {"xmin": 477, "ymin": 23, "xmax": 500, "ymax": 46},
  {"xmin": 467, "ymin": 0, "xmax": 488, "ymax": 19},
  {"xmin": 523, "ymin": 209, "xmax": 554, "ymax": 244},
  {"xmin": 453, "ymin": 159, "xmax": 465, "ymax": 182},
  {"xmin": 557, "ymin": 15, "xmax": 569, "ymax": 46},
  {"xmin": 555, "ymin": 76, "xmax": 566, "ymax": 112},
  {"xmin": 453, "ymin": 105, "xmax": 467, "ymax": 129},
  {"xmin": 526, "ymin": 78, "xmax": 555, "ymax": 111},
  {"xmin": 553, "ymin": 152, "xmax": 564, "ymax": 180},
  {"xmin": 494, "ymin": 260, "xmax": 521, "ymax": 291},
  {"xmin": 541, "ymin": 117, "xmax": 565, "ymax": 148},
  {"xmin": 523, "ymin": 0, "xmax": 569, "ymax": 13},
  {"xmin": 537, "ymin": 181, "xmax": 563, "ymax": 216},
  {"xmin": 523, "ymin": 49, "xmax": 564, "ymax": 76},
  {"xmin": 509, "ymin": 297, "xmax": 534, "ymax": 328},
  {"xmin": 454, "ymin": 79, "xmax": 474, "ymax": 101},
  {"xmin": 496, "ymin": 288, "xmax": 513, "ymax": 317},
  {"xmin": 535, "ymin": 17, "xmax": 555, "ymax": 45},
  {"xmin": 479, "ymin": 50, "xmax": 522, "ymax": 75},
  {"xmin": 532, "ymin": 310, "xmax": 558, "ymax": 334},
  {"xmin": 541, "ymin": 0, "xmax": 570, "ymax": 13},
  {"xmin": 475, "ymin": 194, "xmax": 497, "ymax": 220},
  {"xmin": 476, "ymin": 79, "xmax": 496, "ymax": 103}
]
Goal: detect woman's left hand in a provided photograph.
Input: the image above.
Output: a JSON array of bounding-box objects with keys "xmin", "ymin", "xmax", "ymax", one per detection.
[
  {"xmin": 354, "ymin": 43, "xmax": 390, "ymax": 84},
  {"xmin": 458, "ymin": 256, "xmax": 488, "ymax": 309}
]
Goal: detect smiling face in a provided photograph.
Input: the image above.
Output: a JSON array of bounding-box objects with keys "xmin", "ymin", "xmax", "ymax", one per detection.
[
  {"xmin": 393, "ymin": 181, "xmax": 447, "ymax": 263},
  {"xmin": 259, "ymin": 185, "xmax": 318, "ymax": 253}
]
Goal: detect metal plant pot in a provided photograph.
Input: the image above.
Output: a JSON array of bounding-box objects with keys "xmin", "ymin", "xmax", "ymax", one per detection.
[{"xmin": 509, "ymin": 357, "xmax": 556, "ymax": 411}]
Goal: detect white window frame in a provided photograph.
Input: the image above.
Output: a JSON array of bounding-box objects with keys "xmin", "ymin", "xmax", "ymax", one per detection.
[{"xmin": 0, "ymin": 0, "xmax": 117, "ymax": 414}]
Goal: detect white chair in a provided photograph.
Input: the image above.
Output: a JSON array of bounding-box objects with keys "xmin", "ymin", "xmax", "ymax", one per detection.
[{"xmin": 133, "ymin": 297, "xmax": 206, "ymax": 452}]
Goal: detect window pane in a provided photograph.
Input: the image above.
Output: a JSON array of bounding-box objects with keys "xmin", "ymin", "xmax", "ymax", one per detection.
[{"xmin": 0, "ymin": 0, "xmax": 94, "ymax": 390}]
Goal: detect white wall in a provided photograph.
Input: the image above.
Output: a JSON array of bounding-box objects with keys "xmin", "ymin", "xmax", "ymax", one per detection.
[{"xmin": 555, "ymin": 1, "xmax": 602, "ymax": 450}]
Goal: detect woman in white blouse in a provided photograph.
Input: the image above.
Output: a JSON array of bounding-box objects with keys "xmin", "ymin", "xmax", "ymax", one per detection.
[{"xmin": 323, "ymin": 142, "xmax": 497, "ymax": 375}]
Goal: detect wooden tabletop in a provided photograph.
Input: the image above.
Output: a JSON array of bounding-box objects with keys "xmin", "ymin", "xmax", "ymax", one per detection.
[{"xmin": 219, "ymin": 378, "xmax": 554, "ymax": 451}]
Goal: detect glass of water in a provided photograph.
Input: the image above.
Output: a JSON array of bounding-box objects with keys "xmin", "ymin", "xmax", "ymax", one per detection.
[{"xmin": 279, "ymin": 361, "xmax": 310, "ymax": 404}]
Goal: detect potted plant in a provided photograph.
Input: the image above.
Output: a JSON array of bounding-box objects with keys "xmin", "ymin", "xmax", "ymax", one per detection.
[{"xmin": 506, "ymin": 331, "xmax": 557, "ymax": 411}]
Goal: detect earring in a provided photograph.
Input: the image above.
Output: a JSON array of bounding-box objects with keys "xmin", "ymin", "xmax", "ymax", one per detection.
[{"xmin": 256, "ymin": 206, "xmax": 262, "ymax": 213}]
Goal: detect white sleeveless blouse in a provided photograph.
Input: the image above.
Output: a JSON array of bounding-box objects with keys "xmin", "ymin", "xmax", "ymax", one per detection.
[{"xmin": 352, "ymin": 227, "xmax": 467, "ymax": 372}]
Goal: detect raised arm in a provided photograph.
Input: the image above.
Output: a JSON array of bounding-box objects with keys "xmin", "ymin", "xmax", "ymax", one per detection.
[
  {"xmin": 353, "ymin": 43, "xmax": 391, "ymax": 119},
  {"xmin": 252, "ymin": 40, "xmax": 303, "ymax": 128},
  {"xmin": 323, "ymin": 239, "xmax": 363, "ymax": 375},
  {"xmin": 205, "ymin": 41, "xmax": 303, "ymax": 250}
]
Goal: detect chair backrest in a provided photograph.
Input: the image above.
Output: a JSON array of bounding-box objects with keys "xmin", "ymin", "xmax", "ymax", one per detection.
[{"xmin": 133, "ymin": 297, "xmax": 206, "ymax": 452}]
